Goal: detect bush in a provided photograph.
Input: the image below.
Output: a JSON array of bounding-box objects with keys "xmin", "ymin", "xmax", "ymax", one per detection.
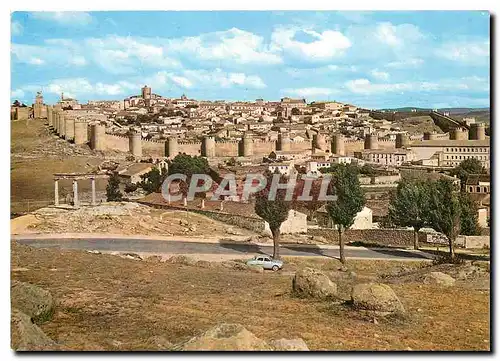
[{"xmin": 124, "ymin": 183, "xmax": 138, "ymax": 193}]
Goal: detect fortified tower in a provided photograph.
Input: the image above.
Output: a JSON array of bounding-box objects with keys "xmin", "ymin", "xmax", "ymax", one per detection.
[
  {"xmin": 65, "ymin": 116, "xmax": 75, "ymax": 141},
  {"xmin": 449, "ymin": 127, "xmax": 469, "ymax": 141},
  {"xmin": 469, "ymin": 123, "xmax": 486, "ymax": 140},
  {"xmin": 33, "ymin": 91, "xmax": 44, "ymax": 118},
  {"xmin": 201, "ymin": 136, "xmax": 216, "ymax": 158},
  {"xmin": 239, "ymin": 132, "xmax": 254, "ymax": 157},
  {"xmin": 364, "ymin": 134, "xmax": 379, "ymax": 150},
  {"xmin": 277, "ymin": 131, "xmax": 291, "ymax": 152},
  {"xmin": 395, "ymin": 133, "xmax": 409, "ymax": 149},
  {"xmin": 74, "ymin": 119, "xmax": 88, "ymax": 145},
  {"xmin": 59, "ymin": 113, "xmax": 67, "ymax": 138},
  {"xmin": 129, "ymin": 127, "xmax": 143, "ymax": 157},
  {"xmin": 331, "ymin": 133, "xmax": 345, "ymax": 156},
  {"xmin": 141, "ymin": 85, "xmax": 152, "ymax": 100},
  {"xmin": 423, "ymin": 132, "xmax": 439, "ymax": 141},
  {"xmin": 166, "ymin": 136, "xmax": 179, "ymax": 158},
  {"xmin": 90, "ymin": 123, "xmax": 106, "ymax": 151}
]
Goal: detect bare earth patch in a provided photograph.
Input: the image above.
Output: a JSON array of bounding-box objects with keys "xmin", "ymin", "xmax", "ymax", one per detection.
[{"xmin": 11, "ymin": 241, "xmax": 490, "ymax": 351}]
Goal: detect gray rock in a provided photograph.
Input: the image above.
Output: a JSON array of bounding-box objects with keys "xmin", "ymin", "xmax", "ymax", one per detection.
[
  {"xmin": 270, "ymin": 338, "xmax": 309, "ymax": 351},
  {"xmin": 292, "ymin": 268, "xmax": 338, "ymax": 299},
  {"xmin": 11, "ymin": 308, "xmax": 58, "ymax": 351},
  {"xmin": 423, "ymin": 272, "xmax": 455, "ymax": 287},
  {"xmin": 11, "ymin": 281, "xmax": 54, "ymax": 324},
  {"xmin": 167, "ymin": 255, "xmax": 197, "ymax": 266},
  {"xmin": 351, "ymin": 283, "xmax": 405, "ymax": 314},
  {"xmin": 247, "ymin": 265, "xmax": 264, "ymax": 274},
  {"xmin": 178, "ymin": 323, "xmax": 271, "ymax": 351}
]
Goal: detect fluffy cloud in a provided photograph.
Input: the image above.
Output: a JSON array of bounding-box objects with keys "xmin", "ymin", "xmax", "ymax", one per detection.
[
  {"xmin": 370, "ymin": 69, "xmax": 389, "ymax": 81},
  {"xmin": 435, "ymin": 40, "xmax": 489, "ymax": 64},
  {"xmin": 167, "ymin": 28, "xmax": 282, "ymax": 65},
  {"xmin": 181, "ymin": 69, "xmax": 266, "ymax": 89},
  {"xmin": 30, "ymin": 12, "xmax": 93, "ymax": 26},
  {"xmin": 374, "ymin": 22, "xmax": 425, "ymax": 47},
  {"xmin": 271, "ymin": 26, "xmax": 351, "ymax": 60},
  {"xmin": 282, "ymin": 87, "xmax": 339, "ymax": 97}
]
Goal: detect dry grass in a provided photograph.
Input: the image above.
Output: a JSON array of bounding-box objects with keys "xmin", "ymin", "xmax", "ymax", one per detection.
[
  {"xmin": 11, "ymin": 119, "xmax": 110, "ymax": 214},
  {"xmin": 11, "ymin": 242, "xmax": 490, "ymax": 351}
]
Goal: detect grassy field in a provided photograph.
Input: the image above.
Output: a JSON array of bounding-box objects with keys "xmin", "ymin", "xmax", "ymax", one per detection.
[
  {"xmin": 11, "ymin": 242, "xmax": 490, "ymax": 351},
  {"xmin": 10, "ymin": 119, "xmax": 109, "ymax": 214}
]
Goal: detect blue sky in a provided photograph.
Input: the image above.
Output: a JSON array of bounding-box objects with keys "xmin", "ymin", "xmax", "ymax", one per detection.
[{"xmin": 11, "ymin": 11, "xmax": 490, "ymax": 108}]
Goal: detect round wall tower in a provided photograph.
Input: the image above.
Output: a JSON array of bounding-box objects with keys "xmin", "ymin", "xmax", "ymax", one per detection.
[
  {"xmin": 239, "ymin": 132, "xmax": 254, "ymax": 157},
  {"xmin": 201, "ymin": 136, "xmax": 216, "ymax": 158},
  {"xmin": 331, "ymin": 133, "xmax": 345, "ymax": 156},
  {"xmin": 74, "ymin": 119, "xmax": 88, "ymax": 145},
  {"xmin": 59, "ymin": 113, "xmax": 66, "ymax": 139},
  {"xmin": 277, "ymin": 131, "xmax": 291, "ymax": 152},
  {"xmin": 166, "ymin": 136, "xmax": 179, "ymax": 158},
  {"xmin": 449, "ymin": 127, "xmax": 469, "ymax": 141},
  {"xmin": 423, "ymin": 132, "xmax": 439, "ymax": 141},
  {"xmin": 90, "ymin": 123, "xmax": 106, "ymax": 151},
  {"xmin": 129, "ymin": 128, "xmax": 142, "ymax": 157},
  {"xmin": 364, "ymin": 134, "xmax": 379, "ymax": 150},
  {"xmin": 65, "ymin": 116, "xmax": 75, "ymax": 141},
  {"xmin": 469, "ymin": 123, "xmax": 486, "ymax": 140},
  {"xmin": 395, "ymin": 133, "xmax": 409, "ymax": 148}
]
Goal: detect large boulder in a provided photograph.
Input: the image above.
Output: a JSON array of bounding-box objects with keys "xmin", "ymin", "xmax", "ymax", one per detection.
[
  {"xmin": 351, "ymin": 283, "xmax": 405, "ymax": 314},
  {"xmin": 178, "ymin": 323, "xmax": 271, "ymax": 351},
  {"xmin": 167, "ymin": 255, "xmax": 197, "ymax": 266},
  {"xmin": 423, "ymin": 272, "xmax": 456, "ymax": 287},
  {"xmin": 11, "ymin": 281, "xmax": 54, "ymax": 323},
  {"xmin": 11, "ymin": 308, "xmax": 58, "ymax": 351},
  {"xmin": 292, "ymin": 268, "xmax": 337, "ymax": 299},
  {"xmin": 270, "ymin": 338, "xmax": 309, "ymax": 351}
]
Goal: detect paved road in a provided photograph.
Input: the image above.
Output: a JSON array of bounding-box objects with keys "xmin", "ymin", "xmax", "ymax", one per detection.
[{"xmin": 14, "ymin": 237, "xmax": 434, "ymax": 261}]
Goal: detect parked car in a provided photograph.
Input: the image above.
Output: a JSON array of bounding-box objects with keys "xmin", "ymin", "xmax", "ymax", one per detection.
[{"xmin": 246, "ymin": 255, "xmax": 283, "ymax": 271}]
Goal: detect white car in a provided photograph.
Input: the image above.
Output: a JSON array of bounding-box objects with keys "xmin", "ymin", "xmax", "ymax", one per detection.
[{"xmin": 246, "ymin": 255, "xmax": 283, "ymax": 271}]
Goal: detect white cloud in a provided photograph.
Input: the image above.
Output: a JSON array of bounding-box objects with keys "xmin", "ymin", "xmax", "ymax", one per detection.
[
  {"xmin": 345, "ymin": 76, "xmax": 489, "ymax": 95},
  {"xmin": 11, "ymin": 89, "xmax": 25, "ymax": 98},
  {"xmin": 282, "ymin": 87, "xmax": 339, "ymax": 97},
  {"xmin": 168, "ymin": 28, "xmax": 282, "ymax": 65},
  {"xmin": 27, "ymin": 57, "xmax": 44, "ymax": 65},
  {"xmin": 386, "ymin": 58, "xmax": 424, "ymax": 68},
  {"xmin": 181, "ymin": 69, "xmax": 266, "ymax": 89},
  {"xmin": 30, "ymin": 12, "xmax": 93, "ymax": 26},
  {"xmin": 271, "ymin": 26, "xmax": 351, "ymax": 60},
  {"xmin": 11, "ymin": 21, "xmax": 22, "ymax": 36},
  {"xmin": 374, "ymin": 22, "xmax": 424, "ymax": 47},
  {"xmin": 370, "ymin": 69, "xmax": 389, "ymax": 81},
  {"xmin": 435, "ymin": 40, "xmax": 489, "ymax": 64},
  {"xmin": 20, "ymin": 78, "xmax": 138, "ymax": 98},
  {"xmin": 70, "ymin": 56, "xmax": 87, "ymax": 66}
]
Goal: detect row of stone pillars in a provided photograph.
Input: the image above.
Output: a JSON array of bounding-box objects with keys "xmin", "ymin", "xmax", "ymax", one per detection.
[{"xmin": 54, "ymin": 176, "xmax": 97, "ymax": 208}]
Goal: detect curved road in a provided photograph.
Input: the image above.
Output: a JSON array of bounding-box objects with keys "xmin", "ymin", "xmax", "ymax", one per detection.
[{"xmin": 13, "ymin": 237, "xmax": 434, "ymax": 261}]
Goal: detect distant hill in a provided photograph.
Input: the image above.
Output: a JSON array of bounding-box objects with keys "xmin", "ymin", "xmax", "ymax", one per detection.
[
  {"xmin": 377, "ymin": 107, "xmax": 490, "ymax": 114},
  {"xmin": 376, "ymin": 107, "xmax": 490, "ymax": 124}
]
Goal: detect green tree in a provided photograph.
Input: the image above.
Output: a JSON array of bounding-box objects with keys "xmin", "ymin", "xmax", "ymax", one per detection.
[
  {"xmin": 326, "ymin": 164, "xmax": 365, "ymax": 265},
  {"xmin": 388, "ymin": 179, "xmax": 430, "ymax": 250},
  {"xmin": 459, "ymin": 192, "xmax": 481, "ymax": 236},
  {"xmin": 255, "ymin": 172, "xmax": 291, "ymax": 259},
  {"xmin": 106, "ymin": 172, "xmax": 123, "ymax": 201},
  {"xmin": 427, "ymin": 179, "xmax": 461, "ymax": 260},
  {"xmin": 168, "ymin": 154, "xmax": 210, "ymax": 178},
  {"xmin": 450, "ymin": 158, "xmax": 486, "ymax": 190},
  {"xmin": 139, "ymin": 166, "xmax": 168, "ymax": 194}
]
